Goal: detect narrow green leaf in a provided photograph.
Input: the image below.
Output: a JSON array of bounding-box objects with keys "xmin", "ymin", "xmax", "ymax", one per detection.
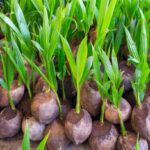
[
  {"xmin": 79, "ymin": 56, "xmax": 93, "ymax": 87},
  {"xmin": 22, "ymin": 124, "xmax": 30, "ymax": 150},
  {"xmin": 76, "ymin": 37, "xmax": 87, "ymax": 83},
  {"xmin": 100, "ymin": 51, "xmax": 115, "ymax": 81},
  {"xmin": 31, "ymin": 0, "xmax": 44, "ymax": 16},
  {"xmin": 139, "ymin": 9, "xmax": 148, "ymax": 61},
  {"xmin": 0, "ymin": 13, "xmax": 22, "ymax": 39},
  {"xmin": 0, "ymin": 78, "xmax": 8, "ymax": 90},
  {"xmin": 93, "ymin": 49, "xmax": 102, "ymax": 84},
  {"xmin": 86, "ymin": 0, "xmax": 96, "ymax": 33},
  {"xmin": 60, "ymin": 34, "xmax": 77, "ymax": 79},
  {"xmin": 114, "ymin": 15, "xmax": 125, "ymax": 54},
  {"xmin": 135, "ymin": 133, "xmax": 140, "ymax": 150},
  {"xmin": 13, "ymin": 0, "xmax": 31, "ymax": 44},
  {"xmin": 124, "ymin": 26, "xmax": 139, "ymax": 62},
  {"xmin": 36, "ymin": 132, "xmax": 50, "ymax": 150}
]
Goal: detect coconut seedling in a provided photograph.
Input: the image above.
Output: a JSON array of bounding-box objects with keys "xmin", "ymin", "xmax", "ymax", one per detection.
[
  {"xmin": 80, "ymin": 42, "xmax": 101, "ymax": 117},
  {"xmin": 57, "ymin": 48, "xmax": 67, "ymax": 101},
  {"xmin": 60, "ymin": 35, "xmax": 93, "ymax": 144},
  {"xmin": 74, "ymin": 0, "xmax": 96, "ymax": 35},
  {"xmin": 0, "ymin": 38, "xmax": 25, "ymax": 109},
  {"xmin": 56, "ymin": 48, "xmax": 72, "ymax": 119},
  {"xmin": 124, "ymin": 10, "xmax": 150, "ymax": 141},
  {"xmin": 99, "ymin": 50, "xmax": 132, "ymax": 136},
  {"xmin": 24, "ymin": 6, "xmax": 69, "ymax": 124},
  {"xmin": 88, "ymin": 47, "xmax": 118, "ymax": 150},
  {"xmin": 5, "ymin": 34, "xmax": 33, "ymax": 99}
]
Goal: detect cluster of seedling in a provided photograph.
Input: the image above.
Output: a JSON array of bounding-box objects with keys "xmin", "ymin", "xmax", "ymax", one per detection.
[{"xmin": 0, "ymin": 0, "xmax": 150, "ymax": 150}]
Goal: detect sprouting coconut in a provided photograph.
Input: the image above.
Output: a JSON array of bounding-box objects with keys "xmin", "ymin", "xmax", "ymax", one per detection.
[
  {"xmin": 31, "ymin": 91, "xmax": 59, "ymax": 124},
  {"xmin": 105, "ymin": 98, "xmax": 131, "ymax": 124},
  {"xmin": 65, "ymin": 109, "xmax": 92, "ymax": 144},
  {"xmin": 22, "ymin": 116, "xmax": 45, "ymax": 141},
  {"xmin": 131, "ymin": 102, "xmax": 150, "ymax": 140},
  {"xmin": 45, "ymin": 118, "xmax": 70, "ymax": 150},
  {"xmin": 117, "ymin": 132, "xmax": 148, "ymax": 150},
  {"xmin": 0, "ymin": 80, "xmax": 24, "ymax": 107},
  {"xmin": 89, "ymin": 121, "xmax": 118, "ymax": 150},
  {"xmin": 61, "ymin": 36, "xmax": 93, "ymax": 144},
  {"xmin": 89, "ymin": 48, "xmax": 119, "ymax": 150},
  {"xmin": 80, "ymin": 80, "xmax": 101, "ymax": 116},
  {"xmin": 0, "ymin": 107, "xmax": 22, "ymax": 138},
  {"xmin": 124, "ymin": 23, "xmax": 150, "ymax": 140}
]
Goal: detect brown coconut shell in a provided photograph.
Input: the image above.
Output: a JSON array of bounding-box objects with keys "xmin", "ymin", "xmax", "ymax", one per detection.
[
  {"xmin": 117, "ymin": 131, "xmax": 148, "ymax": 150},
  {"xmin": 34, "ymin": 76, "xmax": 58, "ymax": 95},
  {"xmin": 61, "ymin": 99, "xmax": 72, "ymax": 120},
  {"xmin": 65, "ymin": 109, "xmax": 92, "ymax": 145},
  {"xmin": 22, "ymin": 116, "xmax": 45, "ymax": 141},
  {"xmin": 0, "ymin": 31, "xmax": 3, "ymax": 39},
  {"xmin": 45, "ymin": 119, "xmax": 71, "ymax": 150},
  {"xmin": 0, "ymin": 80, "xmax": 25, "ymax": 107},
  {"xmin": 119, "ymin": 61, "xmax": 135, "ymax": 94},
  {"xmin": 64, "ymin": 76, "xmax": 76, "ymax": 99},
  {"xmin": 88, "ymin": 27, "xmax": 97, "ymax": 44},
  {"xmin": 31, "ymin": 91, "xmax": 59, "ymax": 124},
  {"xmin": 105, "ymin": 98, "xmax": 131, "ymax": 124},
  {"xmin": 131, "ymin": 102, "xmax": 150, "ymax": 140},
  {"xmin": 81, "ymin": 80, "xmax": 101, "ymax": 116},
  {"xmin": 34, "ymin": 76, "xmax": 47, "ymax": 95},
  {"xmin": 0, "ymin": 107, "xmax": 22, "ymax": 138},
  {"xmin": 89, "ymin": 121, "xmax": 118, "ymax": 150}
]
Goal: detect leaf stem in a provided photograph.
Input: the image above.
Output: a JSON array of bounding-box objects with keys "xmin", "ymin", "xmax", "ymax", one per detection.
[
  {"xmin": 62, "ymin": 81, "xmax": 66, "ymax": 100},
  {"xmin": 137, "ymin": 92, "xmax": 141, "ymax": 109},
  {"xmin": 100, "ymin": 98, "xmax": 106, "ymax": 123},
  {"xmin": 8, "ymin": 90, "xmax": 15, "ymax": 110},
  {"xmin": 27, "ymin": 86, "xmax": 32, "ymax": 100},
  {"xmin": 55, "ymin": 92, "xmax": 63, "ymax": 119},
  {"xmin": 76, "ymin": 87, "xmax": 81, "ymax": 114},
  {"xmin": 117, "ymin": 108, "xmax": 126, "ymax": 136}
]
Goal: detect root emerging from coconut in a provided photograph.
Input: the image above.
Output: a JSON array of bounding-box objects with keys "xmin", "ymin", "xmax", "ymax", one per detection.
[
  {"xmin": 45, "ymin": 119, "xmax": 70, "ymax": 150},
  {"xmin": 105, "ymin": 98, "xmax": 131, "ymax": 124},
  {"xmin": 0, "ymin": 80, "xmax": 25, "ymax": 107},
  {"xmin": 89, "ymin": 121, "xmax": 118, "ymax": 150},
  {"xmin": 81, "ymin": 81, "xmax": 101, "ymax": 116},
  {"xmin": 117, "ymin": 131, "xmax": 148, "ymax": 150},
  {"xmin": 0, "ymin": 107, "xmax": 22, "ymax": 138},
  {"xmin": 131, "ymin": 102, "xmax": 150, "ymax": 140},
  {"xmin": 65, "ymin": 109, "xmax": 92, "ymax": 145},
  {"xmin": 31, "ymin": 91, "xmax": 59, "ymax": 124},
  {"xmin": 22, "ymin": 116, "xmax": 45, "ymax": 141}
]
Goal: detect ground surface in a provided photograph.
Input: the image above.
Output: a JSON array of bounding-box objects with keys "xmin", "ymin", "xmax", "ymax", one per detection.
[{"xmin": 0, "ymin": 132, "xmax": 91, "ymax": 150}]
